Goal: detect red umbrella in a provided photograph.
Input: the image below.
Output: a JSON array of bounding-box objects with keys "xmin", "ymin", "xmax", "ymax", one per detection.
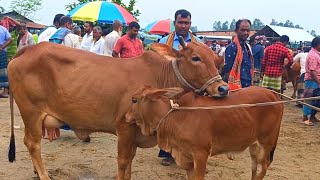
[{"xmin": 144, "ymin": 19, "xmax": 174, "ymax": 35}]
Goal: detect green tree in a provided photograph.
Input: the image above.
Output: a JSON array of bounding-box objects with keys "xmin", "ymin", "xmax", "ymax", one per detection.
[
  {"xmin": 229, "ymin": 19, "xmax": 236, "ymax": 30},
  {"xmin": 65, "ymin": 0, "xmax": 140, "ymax": 19},
  {"xmin": 277, "ymin": 22, "xmax": 284, "ymax": 26},
  {"xmin": 295, "ymin": 24, "xmax": 303, "ymax": 29},
  {"xmin": 283, "ymin": 20, "xmax": 294, "ymax": 28},
  {"xmin": 252, "ymin": 18, "xmax": 264, "ymax": 30},
  {"xmin": 221, "ymin": 21, "xmax": 229, "ymax": 30},
  {"xmin": 310, "ymin": 30, "xmax": 317, "ymax": 37},
  {"xmin": 0, "ymin": 0, "xmax": 5, "ymax": 13},
  {"xmin": 212, "ymin": 21, "xmax": 222, "ymax": 31},
  {"xmin": 270, "ymin": 19, "xmax": 277, "ymax": 26},
  {"xmin": 9, "ymin": 0, "xmax": 43, "ymax": 19},
  {"xmin": 190, "ymin": 26, "xmax": 198, "ymax": 32}
]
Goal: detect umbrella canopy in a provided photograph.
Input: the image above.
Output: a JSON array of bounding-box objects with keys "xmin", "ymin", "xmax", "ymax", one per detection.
[
  {"xmin": 144, "ymin": 19, "xmax": 174, "ymax": 35},
  {"xmin": 67, "ymin": 1, "xmax": 136, "ymax": 25}
]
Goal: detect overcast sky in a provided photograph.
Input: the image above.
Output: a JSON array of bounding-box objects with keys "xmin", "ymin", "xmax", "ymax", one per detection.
[{"xmin": 2, "ymin": 0, "xmax": 319, "ymax": 33}]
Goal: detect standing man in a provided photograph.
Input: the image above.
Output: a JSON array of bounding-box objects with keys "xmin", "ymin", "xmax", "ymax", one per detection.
[
  {"xmin": 301, "ymin": 37, "xmax": 320, "ymax": 126},
  {"xmin": 112, "ymin": 21, "xmax": 143, "ymax": 58},
  {"xmin": 223, "ymin": 19, "xmax": 254, "ymax": 90},
  {"xmin": 0, "ymin": 24, "xmax": 13, "ymax": 98},
  {"xmin": 81, "ymin": 21, "xmax": 93, "ymax": 51},
  {"xmin": 38, "ymin": 14, "xmax": 64, "ymax": 42},
  {"xmin": 159, "ymin": 9, "xmax": 199, "ymax": 48},
  {"xmin": 158, "ymin": 9, "xmax": 200, "ymax": 166},
  {"xmin": 103, "ymin": 20, "xmax": 122, "ymax": 56},
  {"xmin": 261, "ymin": 35, "xmax": 293, "ymax": 92},
  {"xmin": 17, "ymin": 23, "xmax": 35, "ymax": 50},
  {"xmin": 49, "ymin": 16, "xmax": 81, "ymax": 49},
  {"xmin": 251, "ymin": 36, "xmax": 264, "ymax": 86},
  {"xmin": 90, "ymin": 26, "xmax": 105, "ymax": 55}
]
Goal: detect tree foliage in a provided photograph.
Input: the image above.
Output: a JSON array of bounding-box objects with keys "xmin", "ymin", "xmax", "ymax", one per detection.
[
  {"xmin": 310, "ymin": 30, "xmax": 317, "ymax": 37},
  {"xmin": 229, "ymin": 19, "xmax": 236, "ymax": 30},
  {"xmin": 9, "ymin": 0, "xmax": 43, "ymax": 19},
  {"xmin": 269, "ymin": 19, "xmax": 303, "ymax": 29},
  {"xmin": 0, "ymin": 0, "xmax": 5, "ymax": 14},
  {"xmin": 221, "ymin": 21, "xmax": 229, "ymax": 30},
  {"xmin": 212, "ymin": 21, "xmax": 222, "ymax": 31},
  {"xmin": 65, "ymin": 0, "xmax": 140, "ymax": 19},
  {"xmin": 252, "ymin": 18, "xmax": 264, "ymax": 30}
]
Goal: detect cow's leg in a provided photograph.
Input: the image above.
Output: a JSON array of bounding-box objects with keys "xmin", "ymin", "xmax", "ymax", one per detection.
[
  {"xmin": 23, "ymin": 113, "xmax": 51, "ymax": 180},
  {"xmin": 116, "ymin": 122, "xmax": 137, "ymax": 180},
  {"xmin": 292, "ymin": 80, "xmax": 298, "ymax": 99},
  {"xmin": 192, "ymin": 152, "xmax": 208, "ymax": 180},
  {"xmin": 255, "ymin": 146, "xmax": 269, "ymax": 180},
  {"xmin": 249, "ymin": 144, "xmax": 258, "ymax": 180}
]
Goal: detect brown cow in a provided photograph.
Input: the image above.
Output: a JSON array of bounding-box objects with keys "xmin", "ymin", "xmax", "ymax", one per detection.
[
  {"xmin": 8, "ymin": 40, "xmax": 228, "ymax": 180},
  {"xmin": 282, "ymin": 61, "xmax": 301, "ymax": 98},
  {"xmin": 126, "ymin": 86, "xmax": 284, "ymax": 180}
]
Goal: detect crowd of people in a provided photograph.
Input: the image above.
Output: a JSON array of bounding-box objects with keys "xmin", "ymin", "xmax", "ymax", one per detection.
[{"xmin": 0, "ymin": 9, "xmax": 320, "ymax": 167}]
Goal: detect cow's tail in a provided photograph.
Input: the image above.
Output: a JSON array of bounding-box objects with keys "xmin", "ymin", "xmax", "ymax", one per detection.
[{"xmin": 8, "ymin": 89, "xmax": 15, "ymax": 162}]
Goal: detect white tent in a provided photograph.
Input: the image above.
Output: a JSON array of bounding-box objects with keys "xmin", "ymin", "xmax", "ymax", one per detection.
[{"xmin": 267, "ymin": 25, "xmax": 314, "ymax": 43}]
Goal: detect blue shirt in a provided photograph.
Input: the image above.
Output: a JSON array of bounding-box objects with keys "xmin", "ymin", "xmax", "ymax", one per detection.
[
  {"xmin": 224, "ymin": 41, "xmax": 253, "ymax": 88},
  {"xmin": 159, "ymin": 32, "xmax": 200, "ymax": 50},
  {"xmin": 0, "ymin": 25, "xmax": 11, "ymax": 51},
  {"xmin": 251, "ymin": 43, "xmax": 264, "ymax": 69}
]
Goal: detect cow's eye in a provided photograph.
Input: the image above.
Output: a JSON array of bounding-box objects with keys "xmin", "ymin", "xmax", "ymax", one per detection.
[
  {"xmin": 192, "ymin": 56, "xmax": 201, "ymax": 62},
  {"xmin": 132, "ymin": 98, "xmax": 138, "ymax": 103}
]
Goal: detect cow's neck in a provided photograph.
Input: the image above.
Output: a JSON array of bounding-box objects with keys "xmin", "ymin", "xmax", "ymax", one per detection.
[{"xmin": 156, "ymin": 60, "xmax": 190, "ymax": 98}]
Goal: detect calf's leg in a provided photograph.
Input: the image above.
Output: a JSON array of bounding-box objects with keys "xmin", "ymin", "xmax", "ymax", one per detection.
[
  {"xmin": 192, "ymin": 152, "xmax": 208, "ymax": 180},
  {"xmin": 116, "ymin": 122, "xmax": 137, "ymax": 180},
  {"xmin": 249, "ymin": 144, "xmax": 258, "ymax": 180}
]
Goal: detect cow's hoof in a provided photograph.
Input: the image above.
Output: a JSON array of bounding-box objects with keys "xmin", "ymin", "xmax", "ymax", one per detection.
[{"xmin": 82, "ymin": 136, "xmax": 91, "ymax": 143}]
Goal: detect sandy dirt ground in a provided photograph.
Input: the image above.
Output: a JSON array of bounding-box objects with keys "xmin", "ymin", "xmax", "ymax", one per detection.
[{"xmin": 0, "ymin": 86, "xmax": 319, "ymax": 180}]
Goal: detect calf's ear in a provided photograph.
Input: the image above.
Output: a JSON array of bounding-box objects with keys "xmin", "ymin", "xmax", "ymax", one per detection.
[
  {"xmin": 150, "ymin": 43, "xmax": 178, "ymax": 61},
  {"xmin": 125, "ymin": 111, "xmax": 136, "ymax": 124},
  {"xmin": 146, "ymin": 90, "xmax": 168, "ymax": 100},
  {"xmin": 163, "ymin": 87, "xmax": 184, "ymax": 98}
]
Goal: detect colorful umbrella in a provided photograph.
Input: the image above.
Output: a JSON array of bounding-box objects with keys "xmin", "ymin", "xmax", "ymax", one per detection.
[
  {"xmin": 67, "ymin": 1, "xmax": 136, "ymax": 25},
  {"xmin": 144, "ymin": 19, "xmax": 174, "ymax": 35}
]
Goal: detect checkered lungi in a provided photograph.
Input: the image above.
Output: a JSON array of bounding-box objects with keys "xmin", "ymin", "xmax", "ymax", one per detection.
[
  {"xmin": 261, "ymin": 75, "xmax": 282, "ymax": 91},
  {"xmin": 297, "ymin": 73, "xmax": 305, "ymax": 99},
  {"xmin": 253, "ymin": 67, "xmax": 262, "ymax": 86},
  {"xmin": 0, "ymin": 50, "xmax": 8, "ymax": 88}
]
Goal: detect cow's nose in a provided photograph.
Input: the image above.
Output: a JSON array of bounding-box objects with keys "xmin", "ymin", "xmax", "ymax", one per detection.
[{"xmin": 218, "ymin": 85, "xmax": 229, "ymax": 96}]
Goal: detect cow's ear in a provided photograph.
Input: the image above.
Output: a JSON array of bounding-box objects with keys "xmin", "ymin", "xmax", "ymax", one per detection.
[
  {"xmin": 163, "ymin": 87, "xmax": 184, "ymax": 98},
  {"xmin": 150, "ymin": 43, "xmax": 178, "ymax": 61}
]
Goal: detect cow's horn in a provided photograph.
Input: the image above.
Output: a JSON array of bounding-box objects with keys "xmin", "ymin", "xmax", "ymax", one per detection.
[{"xmin": 178, "ymin": 36, "xmax": 187, "ymax": 48}]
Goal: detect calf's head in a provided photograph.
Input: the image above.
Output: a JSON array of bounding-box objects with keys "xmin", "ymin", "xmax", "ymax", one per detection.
[
  {"xmin": 125, "ymin": 86, "xmax": 183, "ymax": 136},
  {"xmin": 151, "ymin": 38, "xmax": 229, "ymax": 97}
]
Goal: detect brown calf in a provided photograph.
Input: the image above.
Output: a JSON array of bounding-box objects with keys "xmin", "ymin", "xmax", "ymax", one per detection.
[{"xmin": 126, "ymin": 86, "xmax": 284, "ymax": 180}]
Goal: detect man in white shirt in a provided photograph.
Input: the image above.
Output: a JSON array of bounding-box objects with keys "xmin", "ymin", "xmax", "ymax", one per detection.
[
  {"xmin": 38, "ymin": 14, "xmax": 64, "ymax": 43},
  {"xmin": 90, "ymin": 26, "xmax": 105, "ymax": 55},
  {"xmin": 81, "ymin": 21, "xmax": 93, "ymax": 51},
  {"xmin": 293, "ymin": 47, "xmax": 311, "ymax": 100},
  {"xmin": 103, "ymin": 20, "xmax": 122, "ymax": 56}
]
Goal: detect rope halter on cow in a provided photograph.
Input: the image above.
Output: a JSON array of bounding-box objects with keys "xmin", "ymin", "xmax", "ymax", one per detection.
[
  {"xmin": 171, "ymin": 36, "xmax": 223, "ymax": 95},
  {"xmin": 171, "ymin": 59, "xmax": 222, "ymax": 94}
]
